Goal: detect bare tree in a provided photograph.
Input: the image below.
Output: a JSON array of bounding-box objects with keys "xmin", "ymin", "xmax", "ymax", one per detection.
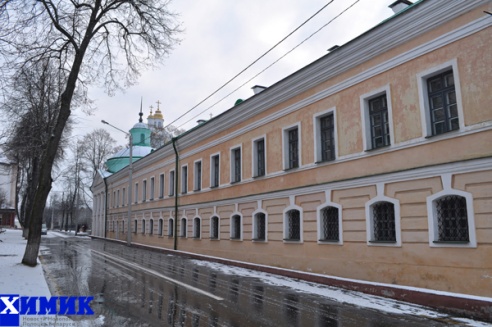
[
  {"xmin": 79, "ymin": 129, "xmax": 118, "ymax": 180},
  {"xmin": 150, "ymin": 125, "xmax": 186, "ymax": 148},
  {"xmin": 0, "ymin": 1, "xmax": 181, "ymax": 266}
]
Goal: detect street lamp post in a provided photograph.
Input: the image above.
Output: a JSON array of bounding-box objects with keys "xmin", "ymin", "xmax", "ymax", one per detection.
[{"xmin": 101, "ymin": 120, "xmax": 133, "ymax": 246}]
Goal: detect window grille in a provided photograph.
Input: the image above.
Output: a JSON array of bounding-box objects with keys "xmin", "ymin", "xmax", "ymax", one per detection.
[
  {"xmin": 320, "ymin": 207, "xmax": 339, "ymax": 241},
  {"xmin": 211, "ymin": 216, "xmax": 219, "ymax": 239},
  {"xmin": 255, "ymin": 213, "xmax": 266, "ymax": 241},
  {"xmin": 194, "ymin": 218, "xmax": 201, "ymax": 238},
  {"xmin": 369, "ymin": 95, "xmax": 390, "ymax": 148},
  {"xmin": 256, "ymin": 139, "xmax": 265, "ymax": 176},
  {"xmin": 320, "ymin": 115, "xmax": 335, "ymax": 161},
  {"xmin": 372, "ymin": 202, "xmax": 396, "ymax": 242},
  {"xmin": 427, "ymin": 70, "xmax": 458, "ymax": 135},
  {"xmin": 231, "ymin": 215, "xmax": 241, "ymax": 239},
  {"xmin": 180, "ymin": 218, "xmax": 187, "ymax": 237},
  {"xmin": 435, "ymin": 195, "xmax": 469, "ymax": 242},
  {"xmin": 288, "ymin": 129, "xmax": 299, "ymax": 169},
  {"xmin": 285, "ymin": 210, "xmax": 300, "ymax": 241}
]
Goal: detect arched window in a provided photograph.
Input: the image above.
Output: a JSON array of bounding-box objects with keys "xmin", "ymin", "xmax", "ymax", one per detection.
[
  {"xmin": 210, "ymin": 216, "xmax": 219, "ymax": 240},
  {"xmin": 149, "ymin": 219, "xmax": 154, "ymax": 235},
  {"xmin": 193, "ymin": 217, "xmax": 201, "ymax": 239},
  {"xmin": 253, "ymin": 212, "xmax": 266, "ymax": 241},
  {"xmin": 158, "ymin": 219, "xmax": 163, "ymax": 236},
  {"xmin": 134, "ymin": 219, "xmax": 138, "ymax": 233},
  {"xmin": 230, "ymin": 214, "xmax": 241, "ymax": 240},
  {"xmin": 369, "ymin": 201, "xmax": 396, "ymax": 242},
  {"xmin": 284, "ymin": 209, "xmax": 301, "ymax": 241},
  {"xmin": 168, "ymin": 218, "xmax": 174, "ymax": 237},
  {"xmin": 319, "ymin": 206, "xmax": 339, "ymax": 242},
  {"xmin": 433, "ymin": 195, "xmax": 469, "ymax": 242},
  {"xmin": 180, "ymin": 217, "xmax": 187, "ymax": 237},
  {"xmin": 142, "ymin": 219, "xmax": 146, "ymax": 234}
]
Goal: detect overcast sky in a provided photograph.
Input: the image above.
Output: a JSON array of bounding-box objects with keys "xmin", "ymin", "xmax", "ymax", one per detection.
[{"xmin": 72, "ymin": 0, "xmax": 400, "ymax": 146}]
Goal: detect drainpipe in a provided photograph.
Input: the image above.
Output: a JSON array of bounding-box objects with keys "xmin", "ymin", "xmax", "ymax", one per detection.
[{"xmin": 172, "ymin": 137, "xmax": 179, "ymax": 251}]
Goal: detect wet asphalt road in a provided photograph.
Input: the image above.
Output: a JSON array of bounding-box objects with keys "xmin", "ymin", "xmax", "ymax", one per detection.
[{"xmin": 39, "ymin": 235, "xmax": 468, "ymax": 327}]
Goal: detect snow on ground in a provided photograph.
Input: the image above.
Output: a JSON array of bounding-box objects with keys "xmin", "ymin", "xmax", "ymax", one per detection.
[
  {"xmin": 191, "ymin": 259, "xmax": 492, "ymax": 327},
  {"xmin": 0, "ymin": 229, "xmax": 104, "ymax": 327}
]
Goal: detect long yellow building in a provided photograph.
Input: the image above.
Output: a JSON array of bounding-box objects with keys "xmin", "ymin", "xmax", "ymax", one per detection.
[{"xmin": 92, "ymin": 0, "xmax": 492, "ymax": 317}]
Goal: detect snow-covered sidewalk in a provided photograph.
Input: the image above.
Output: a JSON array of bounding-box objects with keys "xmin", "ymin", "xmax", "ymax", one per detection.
[{"xmin": 0, "ymin": 228, "xmax": 51, "ymax": 297}]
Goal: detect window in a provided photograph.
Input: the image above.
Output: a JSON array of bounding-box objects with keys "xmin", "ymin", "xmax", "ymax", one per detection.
[
  {"xmin": 158, "ymin": 219, "xmax": 163, "ymax": 236},
  {"xmin": 133, "ymin": 220, "xmax": 137, "ymax": 233},
  {"xmin": 134, "ymin": 183, "xmax": 139, "ymax": 203},
  {"xmin": 122, "ymin": 220, "xmax": 125, "ymax": 233},
  {"xmin": 370, "ymin": 202, "xmax": 396, "ymax": 242},
  {"xmin": 253, "ymin": 212, "xmax": 267, "ymax": 241},
  {"xmin": 117, "ymin": 190, "xmax": 120, "ymax": 207},
  {"xmin": 314, "ymin": 111, "xmax": 336, "ymax": 163},
  {"xmin": 368, "ymin": 95, "xmax": 390, "ymax": 149},
  {"xmin": 427, "ymin": 71, "xmax": 459, "ymax": 135},
  {"xmin": 210, "ymin": 154, "xmax": 220, "ymax": 187},
  {"xmin": 417, "ymin": 60, "xmax": 463, "ymax": 137},
  {"xmin": 210, "ymin": 216, "xmax": 219, "ymax": 240},
  {"xmin": 168, "ymin": 218, "xmax": 174, "ymax": 237},
  {"xmin": 319, "ymin": 206, "xmax": 339, "ymax": 242},
  {"xmin": 283, "ymin": 124, "xmax": 301, "ymax": 170},
  {"xmin": 180, "ymin": 217, "xmax": 187, "ymax": 237},
  {"xmin": 150, "ymin": 177, "xmax": 155, "ymax": 200},
  {"xmin": 361, "ymin": 87, "xmax": 393, "ymax": 151},
  {"xmin": 193, "ymin": 217, "xmax": 201, "ymax": 239},
  {"xmin": 142, "ymin": 180, "xmax": 147, "ymax": 202},
  {"xmin": 181, "ymin": 165, "xmax": 188, "ymax": 194},
  {"xmin": 230, "ymin": 215, "xmax": 241, "ymax": 240},
  {"xmin": 112, "ymin": 192, "xmax": 115, "ymax": 208},
  {"xmin": 194, "ymin": 161, "xmax": 202, "ymax": 191},
  {"xmin": 253, "ymin": 138, "xmax": 266, "ymax": 177},
  {"xmin": 159, "ymin": 174, "xmax": 165, "ymax": 198},
  {"xmin": 149, "ymin": 219, "xmax": 154, "ymax": 235},
  {"xmin": 284, "ymin": 209, "xmax": 301, "ymax": 241},
  {"xmin": 231, "ymin": 147, "xmax": 241, "ymax": 183},
  {"xmin": 122, "ymin": 188, "xmax": 126, "ymax": 206},
  {"xmin": 169, "ymin": 170, "xmax": 175, "ymax": 196},
  {"xmin": 142, "ymin": 219, "xmax": 146, "ymax": 234}
]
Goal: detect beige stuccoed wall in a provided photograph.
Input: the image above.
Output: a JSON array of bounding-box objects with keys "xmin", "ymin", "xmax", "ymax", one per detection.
[{"xmin": 100, "ymin": 4, "xmax": 492, "ymax": 297}]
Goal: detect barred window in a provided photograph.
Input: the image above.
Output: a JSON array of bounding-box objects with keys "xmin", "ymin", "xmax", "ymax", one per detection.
[
  {"xmin": 193, "ymin": 217, "xmax": 201, "ymax": 239},
  {"xmin": 435, "ymin": 195, "xmax": 469, "ymax": 242},
  {"xmin": 371, "ymin": 202, "xmax": 396, "ymax": 242},
  {"xmin": 320, "ymin": 206, "xmax": 339, "ymax": 242},
  {"xmin": 231, "ymin": 215, "xmax": 241, "ymax": 240},
  {"xmin": 168, "ymin": 218, "xmax": 174, "ymax": 237},
  {"xmin": 254, "ymin": 213, "xmax": 266, "ymax": 241},
  {"xmin": 284, "ymin": 209, "xmax": 301, "ymax": 241},
  {"xmin": 210, "ymin": 216, "xmax": 219, "ymax": 239},
  {"xmin": 180, "ymin": 218, "xmax": 187, "ymax": 237}
]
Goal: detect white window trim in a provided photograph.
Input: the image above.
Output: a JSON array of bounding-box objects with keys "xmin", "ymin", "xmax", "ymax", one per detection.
[
  {"xmin": 158, "ymin": 218, "xmax": 164, "ymax": 236},
  {"xmin": 365, "ymin": 183, "xmax": 401, "ymax": 247},
  {"xmin": 316, "ymin": 190, "xmax": 343, "ymax": 245},
  {"xmin": 181, "ymin": 164, "xmax": 188, "ymax": 194},
  {"xmin": 252, "ymin": 208, "xmax": 268, "ymax": 242},
  {"xmin": 313, "ymin": 108, "xmax": 338, "ymax": 163},
  {"xmin": 194, "ymin": 159, "xmax": 203, "ymax": 191},
  {"xmin": 229, "ymin": 212, "xmax": 243, "ymax": 241},
  {"xmin": 193, "ymin": 216, "xmax": 201, "ymax": 239},
  {"xmin": 251, "ymin": 135, "xmax": 267, "ymax": 178},
  {"xmin": 417, "ymin": 59, "xmax": 464, "ymax": 138},
  {"xmin": 210, "ymin": 152, "xmax": 221, "ymax": 188},
  {"xmin": 168, "ymin": 170, "xmax": 175, "ymax": 196},
  {"xmin": 210, "ymin": 215, "xmax": 220, "ymax": 240},
  {"xmin": 230, "ymin": 144, "xmax": 242, "ymax": 184},
  {"xmin": 426, "ymin": 174, "xmax": 476, "ymax": 248},
  {"xmin": 282, "ymin": 122, "xmax": 302, "ymax": 170},
  {"xmin": 283, "ymin": 196, "xmax": 303, "ymax": 243},
  {"xmin": 360, "ymin": 85, "xmax": 394, "ymax": 151}
]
